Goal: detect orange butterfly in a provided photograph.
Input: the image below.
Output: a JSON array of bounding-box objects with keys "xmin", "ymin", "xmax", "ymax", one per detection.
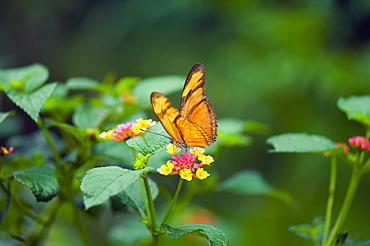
[{"xmin": 151, "ymin": 64, "xmax": 217, "ymax": 149}]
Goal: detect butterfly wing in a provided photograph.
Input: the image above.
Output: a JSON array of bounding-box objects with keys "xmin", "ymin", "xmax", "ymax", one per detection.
[
  {"xmin": 179, "ymin": 64, "xmax": 218, "ymax": 147},
  {"xmin": 150, "ymin": 92, "xmax": 185, "ymax": 146},
  {"xmin": 151, "ymin": 64, "xmax": 217, "ymax": 148}
]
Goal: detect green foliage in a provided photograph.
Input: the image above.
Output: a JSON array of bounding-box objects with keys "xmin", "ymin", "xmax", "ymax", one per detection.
[
  {"xmin": 289, "ymin": 223, "xmax": 324, "ymax": 241},
  {"xmin": 2, "ymin": 1, "xmax": 370, "ymax": 244},
  {"xmin": 161, "ymin": 223, "xmax": 229, "ymax": 246},
  {"xmin": 80, "ymin": 166, "xmax": 152, "ymax": 209},
  {"xmin": 116, "ymin": 177, "xmax": 158, "ymax": 211},
  {"xmin": 0, "ymin": 63, "xmax": 49, "ymax": 93},
  {"xmin": 126, "ymin": 131, "xmax": 170, "ymax": 156},
  {"xmin": 93, "ymin": 141, "xmax": 134, "ymax": 164},
  {"xmin": 65, "ymin": 77, "xmax": 99, "ymax": 90},
  {"xmin": 0, "ymin": 111, "xmax": 14, "ymax": 124},
  {"xmin": 350, "ymin": 240, "xmax": 370, "ymax": 246},
  {"xmin": 109, "ymin": 214, "xmax": 152, "ymax": 245},
  {"xmin": 338, "ymin": 95, "xmax": 370, "ymax": 127},
  {"xmin": 267, "ymin": 133, "xmax": 336, "ymax": 153},
  {"xmin": 5, "ymin": 82, "xmax": 57, "ymax": 122},
  {"xmin": 219, "ymin": 170, "xmax": 295, "ymax": 206},
  {"xmin": 13, "ymin": 164, "xmax": 59, "ymax": 202},
  {"xmin": 132, "ymin": 75, "xmax": 185, "ymax": 108},
  {"xmin": 219, "ymin": 169, "xmax": 273, "ymax": 194},
  {"xmin": 267, "ymin": 96, "xmax": 370, "ymax": 246},
  {"xmin": 5, "ymin": 61, "xmax": 370, "ymax": 246},
  {"xmin": 72, "ymin": 105, "xmax": 110, "ymax": 129},
  {"xmin": 1, "ymin": 155, "xmax": 45, "ymax": 178},
  {"xmin": 211, "ymin": 118, "xmax": 269, "ymax": 151}
]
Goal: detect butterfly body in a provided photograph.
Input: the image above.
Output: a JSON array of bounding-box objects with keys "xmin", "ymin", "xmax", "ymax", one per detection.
[{"xmin": 150, "ymin": 64, "xmax": 217, "ymax": 148}]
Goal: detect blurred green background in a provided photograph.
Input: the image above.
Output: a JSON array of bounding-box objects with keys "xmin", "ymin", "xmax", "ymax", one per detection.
[{"xmin": 1, "ymin": 0, "xmax": 370, "ymax": 245}]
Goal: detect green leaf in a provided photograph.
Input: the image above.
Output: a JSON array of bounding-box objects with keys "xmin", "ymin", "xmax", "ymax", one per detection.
[
  {"xmin": 289, "ymin": 217, "xmax": 325, "ymax": 242},
  {"xmin": 5, "ymin": 82, "xmax": 58, "ymax": 122},
  {"xmin": 2, "ymin": 156, "xmax": 45, "ymax": 179},
  {"xmin": 80, "ymin": 166, "xmax": 151, "ymax": 209},
  {"xmin": 13, "ymin": 164, "xmax": 59, "ymax": 202},
  {"xmin": 338, "ymin": 95, "xmax": 370, "ymax": 127},
  {"xmin": 161, "ymin": 223, "xmax": 229, "ymax": 246},
  {"xmin": 350, "ymin": 240, "xmax": 370, "ymax": 246},
  {"xmin": 214, "ymin": 118, "xmax": 253, "ymax": 149},
  {"xmin": 65, "ymin": 77, "xmax": 99, "ymax": 90},
  {"xmin": 93, "ymin": 141, "xmax": 134, "ymax": 165},
  {"xmin": 267, "ymin": 133, "xmax": 335, "ymax": 153},
  {"xmin": 0, "ymin": 63, "xmax": 49, "ymax": 93},
  {"xmin": 0, "ymin": 111, "xmax": 14, "ymax": 124},
  {"xmin": 126, "ymin": 131, "xmax": 170, "ymax": 156},
  {"xmin": 113, "ymin": 76, "xmax": 138, "ymax": 96},
  {"xmin": 218, "ymin": 169, "xmax": 295, "ymax": 205},
  {"xmin": 217, "ymin": 118, "xmax": 248, "ymax": 134},
  {"xmin": 109, "ymin": 214, "xmax": 151, "ymax": 245},
  {"xmin": 219, "ymin": 170, "xmax": 272, "ymax": 194},
  {"xmin": 72, "ymin": 105, "xmax": 110, "ymax": 129},
  {"xmin": 289, "ymin": 224, "xmax": 315, "ymax": 240},
  {"xmin": 116, "ymin": 177, "xmax": 158, "ymax": 210},
  {"xmin": 132, "ymin": 75, "xmax": 184, "ymax": 108}
]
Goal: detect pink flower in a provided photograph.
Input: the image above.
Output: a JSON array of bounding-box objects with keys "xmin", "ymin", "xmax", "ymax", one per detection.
[
  {"xmin": 100, "ymin": 118, "xmax": 155, "ymax": 142},
  {"xmin": 335, "ymin": 143, "xmax": 349, "ymax": 155},
  {"xmin": 348, "ymin": 136, "xmax": 370, "ymax": 151}
]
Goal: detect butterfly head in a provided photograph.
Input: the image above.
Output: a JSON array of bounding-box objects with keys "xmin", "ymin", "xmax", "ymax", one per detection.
[{"xmin": 171, "ymin": 139, "xmax": 190, "ymax": 149}]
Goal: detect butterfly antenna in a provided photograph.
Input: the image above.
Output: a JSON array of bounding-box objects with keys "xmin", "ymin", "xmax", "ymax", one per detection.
[{"xmin": 141, "ymin": 128, "xmax": 172, "ymax": 140}]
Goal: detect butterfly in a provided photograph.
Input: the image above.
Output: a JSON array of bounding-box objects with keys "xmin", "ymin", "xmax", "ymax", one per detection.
[{"xmin": 150, "ymin": 64, "xmax": 217, "ymax": 149}]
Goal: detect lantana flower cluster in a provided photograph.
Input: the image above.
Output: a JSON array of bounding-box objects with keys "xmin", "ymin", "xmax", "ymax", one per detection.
[
  {"xmin": 348, "ymin": 136, "xmax": 370, "ymax": 151},
  {"xmin": 100, "ymin": 118, "xmax": 155, "ymax": 141},
  {"xmin": 157, "ymin": 144, "xmax": 214, "ymax": 181},
  {"xmin": 0, "ymin": 146, "xmax": 14, "ymax": 155}
]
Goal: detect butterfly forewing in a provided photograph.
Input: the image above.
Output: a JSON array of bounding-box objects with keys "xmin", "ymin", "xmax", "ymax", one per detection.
[
  {"xmin": 180, "ymin": 64, "xmax": 205, "ymax": 117},
  {"xmin": 179, "ymin": 64, "xmax": 217, "ymax": 146},
  {"xmin": 150, "ymin": 92, "xmax": 184, "ymax": 144}
]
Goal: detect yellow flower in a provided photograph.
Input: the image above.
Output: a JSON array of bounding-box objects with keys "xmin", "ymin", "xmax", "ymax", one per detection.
[
  {"xmin": 157, "ymin": 162, "xmax": 174, "ymax": 176},
  {"xmin": 195, "ymin": 168, "xmax": 210, "ymax": 180},
  {"xmin": 179, "ymin": 169, "xmax": 193, "ymax": 181},
  {"xmin": 166, "ymin": 144, "xmax": 180, "ymax": 155},
  {"xmin": 190, "ymin": 147, "xmax": 205, "ymax": 157},
  {"xmin": 198, "ymin": 154, "xmax": 214, "ymax": 165},
  {"xmin": 99, "ymin": 130, "xmax": 113, "ymax": 139},
  {"xmin": 132, "ymin": 118, "xmax": 156, "ymax": 134}
]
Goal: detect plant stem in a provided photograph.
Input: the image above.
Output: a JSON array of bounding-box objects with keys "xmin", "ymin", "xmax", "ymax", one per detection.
[
  {"xmin": 28, "ymin": 198, "xmax": 63, "ymax": 244},
  {"xmin": 161, "ymin": 178, "xmax": 184, "ymax": 225},
  {"xmin": 142, "ymin": 174, "xmax": 159, "ymax": 245},
  {"xmin": 324, "ymin": 167, "xmax": 362, "ymax": 246},
  {"xmin": 0, "ymin": 179, "xmax": 42, "ymax": 223},
  {"xmin": 71, "ymin": 197, "xmax": 91, "ymax": 245},
  {"xmin": 322, "ymin": 157, "xmax": 337, "ymax": 246},
  {"xmin": 42, "ymin": 128, "xmax": 61, "ymax": 164}
]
